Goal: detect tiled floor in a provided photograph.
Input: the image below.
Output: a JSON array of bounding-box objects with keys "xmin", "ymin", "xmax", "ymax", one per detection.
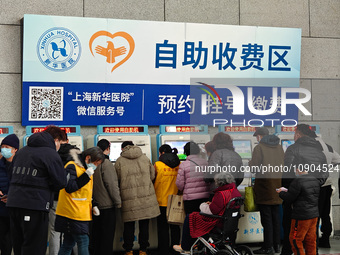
[
  {"xmin": 319, "ymin": 238, "xmax": 340, "ymax": 255},
  {"xmin": 250, "ymin": 237, "xmax": 340, "ymax": 254}
]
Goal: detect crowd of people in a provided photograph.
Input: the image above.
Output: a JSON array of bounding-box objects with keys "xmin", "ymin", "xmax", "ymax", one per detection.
[{"xmin": 0, "ymin": 124, "xmax": 338, "ymax": 255}]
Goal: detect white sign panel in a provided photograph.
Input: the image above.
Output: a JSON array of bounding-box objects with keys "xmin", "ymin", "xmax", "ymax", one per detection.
[{"xmin": 23, "ymin": 14, "xmax": 301, "ymax": 85}]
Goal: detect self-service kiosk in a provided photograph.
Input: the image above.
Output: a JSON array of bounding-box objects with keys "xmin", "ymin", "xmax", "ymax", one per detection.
[
  {"xmin": 156, "ymin": 125, "xmax": 211, "ymax": 160},
  {"xmin": 88, "ymin": 125, "xmax": 152, "ymax": 162},
  {"xmin": 218, "ymin": 125, "xmax": 258, "ymax": 166},
  {"xmin": 275, "ymin": 125, "xmax": 320, "ymax": 152},
  {"xmin": 88, "ymin": 125, "xmax": 155, "ymax": 251},
  {"xmin": 23, "ymin": 125, "xmax": 84, "ymax": 150},
  {"xmin": 0, "ymin": 126, "xmax": 14, "ymax": 144},
  {"xmin": 218, "ymin": 125, "xmax": 263, "ymax": 243}
]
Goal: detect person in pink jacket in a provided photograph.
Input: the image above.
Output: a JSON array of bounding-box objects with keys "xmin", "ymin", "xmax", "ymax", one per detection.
[{"xmin": 176, "ymin": 142, "xmax": 210, "ymax": 214}]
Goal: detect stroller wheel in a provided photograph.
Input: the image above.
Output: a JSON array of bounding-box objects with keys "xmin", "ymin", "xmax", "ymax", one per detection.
[
  {"xmin": 215, "ymin": 249, "xmax": 233, "ymax": 255},
  {"xmin": 235, "ymin": 245, "xmax": 254, "ymax": 255}
]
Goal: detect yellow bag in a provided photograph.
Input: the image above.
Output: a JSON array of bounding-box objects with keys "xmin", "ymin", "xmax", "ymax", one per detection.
[
  {"xmin": 166, "ymin": 194, "xmax": 186, "ymax": 225},
  {"xmin": 244, "ymin": 186, "xmax": 258, "ymax": 212}
]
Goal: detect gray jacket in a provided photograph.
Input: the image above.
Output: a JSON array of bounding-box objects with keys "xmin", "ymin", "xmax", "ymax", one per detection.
[
  {"xmin": 208, "ymin": 148, "xmax": 244, "ymax": 187},
  {"xmin": 93, "ymin": 158, "xmax": 121, "ymax": 210}
]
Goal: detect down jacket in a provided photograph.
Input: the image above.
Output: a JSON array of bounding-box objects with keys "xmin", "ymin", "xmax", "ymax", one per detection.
[
  {"xmin": 283, "ymin": 136, "xmax": 328, "ymax": 189},
  {"xmin": 249, "ymin": 135, "xmax": 284, "ymax": 205},
  {"xmin": 279, "ymin": 174, "xmax": 320, "ymax": 220},
  {"xmin": 114, "ymin": 145, "xmax": 160, "ymax": 222},
  {"xmin": 176, "ymin": 155, "xmax": 210, "ymax": 201}
]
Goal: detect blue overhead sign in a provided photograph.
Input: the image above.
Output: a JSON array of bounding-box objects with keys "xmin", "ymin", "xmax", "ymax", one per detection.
[{"xmin": 22, "ymin": 82, "xmax": 299, "ymax": 126}]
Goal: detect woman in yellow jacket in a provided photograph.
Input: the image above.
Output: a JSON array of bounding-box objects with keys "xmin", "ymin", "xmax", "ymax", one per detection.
[
  {"xmin": 154, "ymin": 144, "xmax": 181, "ymax": 255},
  {"xmin": 55, "ymin": 147, "xmax": 105, "ymax": 255}
]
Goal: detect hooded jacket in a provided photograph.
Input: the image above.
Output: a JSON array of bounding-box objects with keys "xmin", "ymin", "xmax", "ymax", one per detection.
[
  {"xmin": 249, "ymin": 135, "xmax": 284, "ymax": 205},
  {"xmin": 114, "ymin": 145, "xmax": 160, "ymax": 222},
  {"xmin": 283, "ymin": 136, "xmax": 328, "ymax": 189},
  {"xmin": 58, "ymin": 143, "xmax": 79, "ymax": 166},
  {"xmin": 154, "ymin": 152, "xmax": 180, "ymax": 206},
  {"xmin": 7, "ymin": 132, "xmax": 67, "ymax": 212}
]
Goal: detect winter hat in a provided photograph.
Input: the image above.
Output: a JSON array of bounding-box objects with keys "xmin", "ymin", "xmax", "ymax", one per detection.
[
  {"xmin": 1, "ymin": 134, "xmax": 19, "ymax": 150},
  {"xmin": 253, "ymin": 127, "xmax": 269, "ymax": 137}
]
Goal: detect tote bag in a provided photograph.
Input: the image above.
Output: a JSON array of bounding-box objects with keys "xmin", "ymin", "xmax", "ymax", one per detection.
[{"xmin": 166, "ymin": 194, "xmax": 186, "ymax": 225}]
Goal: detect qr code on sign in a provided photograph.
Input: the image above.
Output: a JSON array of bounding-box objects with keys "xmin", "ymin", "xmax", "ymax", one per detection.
[{"xmin": 29, "ymin": 86, "xmax": 64, "ymax": 121}]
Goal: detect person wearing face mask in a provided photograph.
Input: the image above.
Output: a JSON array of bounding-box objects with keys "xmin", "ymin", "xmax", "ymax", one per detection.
[
  {"xmin": 55, "ymin": 146, "xmax": 105, "ymax": 255},
  {"xmin": 90, "ymin": 139, "xmax": 121, "ymax": 255},
  {"xmin": 6, "ymin": 126, "xmax": 67, "ymax": 255},
  {"xmin": 0, "ymin": 133, "xmax": 19, "ymax": 255},
  {"xmin": 49, "ymin": 130, "xmax": 80, "ymax": 255}
]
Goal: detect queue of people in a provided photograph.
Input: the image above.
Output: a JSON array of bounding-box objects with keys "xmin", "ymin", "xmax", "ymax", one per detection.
[{"xmin": 0, "ymin": 124, "xmax": 338, "ymax": 255}]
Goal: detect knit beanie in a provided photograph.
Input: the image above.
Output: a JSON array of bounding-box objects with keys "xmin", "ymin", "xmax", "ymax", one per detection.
[{"xmin": 1, "ymin": 134, "xmax": 19, "ymax": 150}]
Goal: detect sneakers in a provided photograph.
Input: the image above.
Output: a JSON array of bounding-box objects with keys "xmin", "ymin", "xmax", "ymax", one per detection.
[
  {"xmin": 173, "ymin": 245, "xmax": 190, "ymax": 254},
  {"xmin": 253, "ymin": 247, "xmax": 275, "ymax": 255}
]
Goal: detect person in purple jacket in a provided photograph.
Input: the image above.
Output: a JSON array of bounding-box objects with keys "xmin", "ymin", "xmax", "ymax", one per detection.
[{"xmin": 176, "ymin": 141, "xmax": 210, "ymax": 214}]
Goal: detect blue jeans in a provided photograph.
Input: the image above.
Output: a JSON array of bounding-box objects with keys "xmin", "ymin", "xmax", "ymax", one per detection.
[{"xmin": 58, "ymin": 233, "xmax": 89, "ymax": 255}]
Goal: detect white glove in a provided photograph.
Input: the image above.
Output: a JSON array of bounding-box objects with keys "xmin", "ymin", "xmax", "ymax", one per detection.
[
  {"xmin": 93, "ymin": 206, "xmax": 100, "ymax": 216},
  {"xmin": 85, "ymin": 167, "xmax": 94, "ymax": 177}
]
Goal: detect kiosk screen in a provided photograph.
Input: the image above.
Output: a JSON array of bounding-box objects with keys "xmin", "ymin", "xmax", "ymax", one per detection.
[
  {"xmin": 282, "ymin": 140, "xmax": 294, "ymax": 152},
  {"xmin": 233, "ymin": 140, "xmax": 252, "ymax": 159},
  {"xmin": 109, "ymin": 142, "xmax": 123, "ymax": 162},
  {"xmin": 164, "ymin": 140, "xmax": 190, "ymax": 160}
]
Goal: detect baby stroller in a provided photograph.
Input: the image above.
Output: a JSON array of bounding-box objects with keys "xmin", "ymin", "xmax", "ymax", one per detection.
[{"xmin": 182, "ymin": 197, "xmax": 253, "ymax": 255}]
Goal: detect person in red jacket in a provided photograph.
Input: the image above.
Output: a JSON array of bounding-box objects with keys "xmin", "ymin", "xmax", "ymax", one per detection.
[{"xmin": 173, "ymin": 172, "xmax": 241, "ymax": 253}]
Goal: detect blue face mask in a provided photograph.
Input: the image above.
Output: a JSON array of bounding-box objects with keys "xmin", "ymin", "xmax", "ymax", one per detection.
[
  {"xmin": 86, "ymin": 163, "xmax": 97, "ymax": 171},
  {"xmin": 1, "ymin": 148, "xmax": 13, "ymax": 159}
]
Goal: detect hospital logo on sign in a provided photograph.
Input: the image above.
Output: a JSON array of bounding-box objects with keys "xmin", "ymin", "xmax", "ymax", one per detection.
[
  {"xmin": 37, "ymin": 27, "xmax": 81, "ymax": 72},
  {"xmin": 89, "ymin": 30, "xmax": 135, "ymax": 72}
]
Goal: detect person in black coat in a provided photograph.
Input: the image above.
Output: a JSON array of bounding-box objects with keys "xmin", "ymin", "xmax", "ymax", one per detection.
[
  {"xmin": 7, "ymin": 126, "xmax": 67, "ymax": 255},
  {"xmin": 277, "ymin": 169, "xmax": 320, "ymax": 255},
  {"xmin": 280, "ymin": 124, "xmax": 327, "ymax": 255}
]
